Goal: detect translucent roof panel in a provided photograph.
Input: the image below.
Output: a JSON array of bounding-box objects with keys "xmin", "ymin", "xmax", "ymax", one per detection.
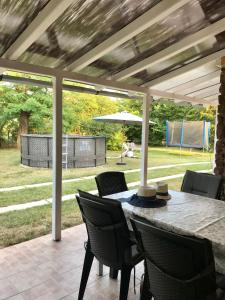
[
  {"xmin": 19, "ymin": 0, "xmax": 160, "ymax": 68},
  {"xmin": 124, "ymin": 33, "xmax": 225, "ymax": 85},
  {"xmin": 167, "ymin": 75, "xmax": 220, "ymax": 93},
  {"xmin": 186, "ymin": 83, "xmax": 219, "ymax": 97},
  {"xmin": 0, "ymin": 0, "xmax": 50, "ymax": 56},
  {"xmin": 150, "ymin": 60, "xmax": 219, "ymax": 90},
  {"xmin": 84, "ymin": 0, "xmax": 225, "ymax": 80}
]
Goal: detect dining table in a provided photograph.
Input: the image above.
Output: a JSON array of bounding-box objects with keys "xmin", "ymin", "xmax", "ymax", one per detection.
[{"xmin": 105, "ymin": 189, "xmax": 225, "ymax": 275}]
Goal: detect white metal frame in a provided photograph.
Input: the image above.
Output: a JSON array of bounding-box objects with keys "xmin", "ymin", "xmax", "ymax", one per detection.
[
  {"xmin": 0, "ymin": 57, "xmax": 211, "ymax": 105},
  {"xmin": 0, "ymin": 57, "xmax": 147, "ymax": 94},
  {"xmin": 166, "ymin": 70, "xmax": 220, "ymax": 92},
  {"xmin": 143, "ymin": 48, "xmax": 225, "ymax": 87},
  {"xmin": 186, "ymin": 84, "xmax": 220, "ymax": 98},
  {"xmin": 65, "ymin": 0, "xmax": 192, "ymax": 72},
  {"xmin": 149, "ymin": 89, "xmax": 208, "ymax": 105},
  {"xmin": 0, "ymin": 0, "xmax": 221, "ymax": 240},
  {"xmin": 52, "ymin": 75, "xmax": 63, "ymax": 241},
  {"xmin": 113, "ymin": 18, "xmax": 225, "ymax": 81},
  {"xmin": 140, "ymin": 91, "xmax": 152, "ymax": 187}
]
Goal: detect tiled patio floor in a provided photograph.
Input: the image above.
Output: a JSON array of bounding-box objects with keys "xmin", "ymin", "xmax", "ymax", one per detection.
[{"xmin": 0, "ymin": 224, "xmax": 143, "ymax": 300}]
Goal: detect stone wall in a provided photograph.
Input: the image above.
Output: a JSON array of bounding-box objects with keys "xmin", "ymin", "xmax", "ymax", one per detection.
[
  {"xmin": 214, "ymin": 68, "xmax": 225, "ymax": 176},
  {"xmin": 214, "ymin": 68, "xmax": 225, "ymax": 200}
]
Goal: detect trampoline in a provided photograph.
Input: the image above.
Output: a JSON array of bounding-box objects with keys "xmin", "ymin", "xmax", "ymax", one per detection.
[
  {"xmin": 166, "ymin": 120, "xmax": 211, "ymax": 149},
  {"xmin": 21, "ymin": 134, "xmax": 106, "ymax": 168}
]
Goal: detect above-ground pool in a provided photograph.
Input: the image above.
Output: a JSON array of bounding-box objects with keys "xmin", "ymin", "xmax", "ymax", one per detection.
[{"xmin": 21, "ymin": 134, "xmax": 106, "ymax": 168}]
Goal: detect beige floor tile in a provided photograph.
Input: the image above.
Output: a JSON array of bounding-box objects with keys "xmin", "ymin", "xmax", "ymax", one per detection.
[{"xmin": 1, "ymin": 224, "xmax": 142, "ymax": 300}]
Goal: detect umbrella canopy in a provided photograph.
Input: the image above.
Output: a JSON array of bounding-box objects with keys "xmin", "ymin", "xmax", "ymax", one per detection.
[{"xmin": 93, "ymin": 111, "xmax": 155, "ymax": 125}]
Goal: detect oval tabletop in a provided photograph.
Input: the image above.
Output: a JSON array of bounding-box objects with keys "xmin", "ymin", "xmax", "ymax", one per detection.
[{"xmin": 106, "ymin": 189, "xmax": 225, "ymax": 275}]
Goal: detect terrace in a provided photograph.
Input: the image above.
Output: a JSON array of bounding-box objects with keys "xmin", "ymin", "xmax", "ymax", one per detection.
[{"xmin": 0, "ymin": 0, "xmax": 225, "ymax": 299}]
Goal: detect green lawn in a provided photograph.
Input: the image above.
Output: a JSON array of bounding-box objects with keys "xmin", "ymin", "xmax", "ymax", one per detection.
[
  {"xmin": 0, "ymin": 147, "xmax": 212, "ymax": 248},
  {"xmin": 0, "ymin": 147, "xmax": 211, "ymax": 187}
]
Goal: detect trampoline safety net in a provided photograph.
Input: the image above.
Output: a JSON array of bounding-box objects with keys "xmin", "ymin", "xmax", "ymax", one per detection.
[{"xmin": 166, "ymin": 120, "xmax": 210, "ymax": 149}]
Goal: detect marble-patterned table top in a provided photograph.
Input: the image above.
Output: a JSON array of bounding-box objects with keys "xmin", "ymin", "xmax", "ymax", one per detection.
[{"xmin": 107, "ymin": 189, "xmax": 225, "ymax": 274}]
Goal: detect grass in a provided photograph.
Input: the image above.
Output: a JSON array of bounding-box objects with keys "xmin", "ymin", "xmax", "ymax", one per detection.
[
  {"xmin": 0, "ymin": 201, "xmax": 81, "ymax": 248},
  {"xmin": 0, "ymin": 161, "xmax": 211, "ymax": 207},
  {"xmin": 0, "ymin": 146, "xmax": 212, "ymax": 248},
  {"xmin": 0, "ymin": 176, "xmax": 185, "ymax": 248},
  {"xmin": 0, "ymin": 147, "xmax": 211, "ymax": 187}
]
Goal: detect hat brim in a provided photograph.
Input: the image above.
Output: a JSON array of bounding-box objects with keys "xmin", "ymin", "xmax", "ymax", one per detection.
[
  {"xmin": 156, "ymin": 194, "xmax": 171, "ymax": 201},
  {"xmin": 128, "ymin": 194, "xmax": 167, "ymax": 208}
]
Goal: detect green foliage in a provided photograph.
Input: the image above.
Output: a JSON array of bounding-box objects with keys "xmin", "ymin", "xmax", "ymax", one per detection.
[
  {"xmin": 62, "ymin": 91, "xmax": 118, "ymax": 135},
  {"xmin": 0, "ymin": 75, "xmax": 122, "ymax": 149},
  {"xmin": 107, "ymin": 131, "xmax": 126, "ymax": 151},
  {"xmin": 0, "ymin": 79, "xmax": 52, "ymax": 145},
  {"xmin": 120, "ymin": 99, "xmax": 216, "ymax": 147},
  {"xmin": 0, "ymin": 71, "xmax": 216, "ymax": 150}
]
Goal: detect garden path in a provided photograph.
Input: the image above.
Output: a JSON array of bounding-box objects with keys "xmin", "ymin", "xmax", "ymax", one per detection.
[{"xmin": 0, "ymin": 168, "xmax": 211, "ymax": 214}]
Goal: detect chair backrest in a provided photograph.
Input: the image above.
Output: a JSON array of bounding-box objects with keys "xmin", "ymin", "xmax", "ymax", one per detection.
[
  {"xmin": 181, "ymin": 170, "xmax": 223, "ymax": 199},
  {"xmin": 77, "ymin": 190, "xmax": 131, "ymax": 268},
  {"xmin": 131, "ymin": 217, "xmax": 217, "ymax": 300},
  {"xmin": 95, "ymin": 171, "xmax": 128, "ymax": 197}
]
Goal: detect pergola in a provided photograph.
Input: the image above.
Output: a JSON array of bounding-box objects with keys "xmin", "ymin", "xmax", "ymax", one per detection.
[{"xmin": 1, "ymin": 0, "xmax": 224, "ymax": 241}]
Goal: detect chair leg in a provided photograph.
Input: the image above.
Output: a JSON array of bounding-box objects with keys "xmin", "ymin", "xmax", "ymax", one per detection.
[
  {"xmin": 78, "ymin": 244, "xmax": 94, "ymax": 300},
  {"xmin": 109, "ymin": 268, "xmax": 119, "ymax": 279},
  {"xmin": 140, "ymin": 261, "xmax": 152, "ymax": 300},
  {"xmin": 119, "ymin": 266, "xmax": 132, "ymax": 300},
  {"xmin": 98, "ymin": 261, "xmax": 103, "ymax": 276}
]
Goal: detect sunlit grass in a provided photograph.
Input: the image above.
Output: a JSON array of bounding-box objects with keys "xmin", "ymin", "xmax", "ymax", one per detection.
[{"xmin": 0, "ymin": 147, "xmax": 212, "ymax": 248}]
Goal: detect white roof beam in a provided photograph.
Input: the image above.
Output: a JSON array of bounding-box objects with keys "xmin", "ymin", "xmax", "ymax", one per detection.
[
  {"xmin": 2, "ymin": 0, "xmax": 76, "ymax": 60},
  {"xmin": 0, "ymin": 57, "xmax": 147, "ymax": 94},
  {"xmin": 166, "ymin": 70, "xmax": 220, "ymax": 92},
  {"xmin": 150, "ymin": 89, "xmax": 209, "ymax": 105},
  {"xmin": 192, "ymin": 89, "xmax": 219, "ymax": 99},
  {"xmin": 144, "ymin": 48, "xmax": 225, "ymax": 87},
  {"xmin": 113, "ymin": 18, "xmax": 225, "ymax": 81},
  {"xmin": 185, "ymin": 83, "xmax": 220, "ymax": 97},
  {"xmin": 203, "ymin": 92, "xmax": 219, "ymax": 99},
  {"xmin": 203, "ymin": 94, "xmax": 219, "ymax": 104},
  {"xmin": 65, "ymin": 0, "xmax": 192, "ymax": 72}
]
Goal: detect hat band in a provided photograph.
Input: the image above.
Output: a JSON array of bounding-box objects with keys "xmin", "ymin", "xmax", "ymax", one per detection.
[
  {"xmin": 138, "ymin": 195, "xmax": 156, "ymax": 201},
  {"xmin": 156, "ymin": 192, "xmax": 169, "ymax": 196}
]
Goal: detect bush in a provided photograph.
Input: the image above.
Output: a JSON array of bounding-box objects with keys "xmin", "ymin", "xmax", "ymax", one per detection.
[{"xmin": 107, "ymin": 130, "xmax": 126, "ymax": 151}]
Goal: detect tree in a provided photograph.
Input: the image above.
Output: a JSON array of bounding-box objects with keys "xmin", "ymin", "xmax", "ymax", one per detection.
[
  {"xmin": 0, "ymin": 82, "xmax": 52, "ymax": 147},
  {"xmin": 62, "ymin": 91, "xmax": 120, "ymax": 146}
]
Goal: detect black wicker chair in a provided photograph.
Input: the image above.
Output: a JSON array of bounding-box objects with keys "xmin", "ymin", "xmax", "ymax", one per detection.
[
  {"xmin": 95, "ymin": 171, "xmax": 128, "ymax": 197},
  {"xmin": 131, "ymin": 216, "xmax": 225, "ymax": 300},
  {"xmin": 76, "ymin": 190, "xmax": 143, "ymax": 300},
  {"xmin": 181, "ymin": 170, "xmax": 223, "ymax": 199},
  {"xmin": 95, "ymin": 171, "xmax": 129, "ymax": 278}
]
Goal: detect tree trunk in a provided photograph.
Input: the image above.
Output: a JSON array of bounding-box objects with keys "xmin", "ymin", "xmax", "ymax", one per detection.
[
  {"xmin": 17, "ymin": 111, "xmax": 30, "ymax": 148},
  {"xmin": 214, "ymin": 64, "xmax": 225, "ymax": 199}
]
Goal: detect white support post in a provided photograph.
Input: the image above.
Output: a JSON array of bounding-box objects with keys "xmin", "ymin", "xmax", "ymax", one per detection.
[
  {"xmin": 52, "ymin": 75, "xmax": 63, "ymax": 241},
  {"xmin": 140, "ymin": 91, "xmax": 152, "ymax": 187}
]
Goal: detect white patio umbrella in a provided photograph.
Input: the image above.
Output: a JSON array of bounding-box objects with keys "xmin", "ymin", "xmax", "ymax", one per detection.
[{"xmin": 93, "ymin": 111, "xmax": 154, "ymax": 164}]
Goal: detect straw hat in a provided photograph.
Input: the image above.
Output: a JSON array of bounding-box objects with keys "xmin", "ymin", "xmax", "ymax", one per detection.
[
  {"xmin": 137, "ymin": 185, "xmax": 156, "ymax": 200},
  {"xmin": 156, "ymin": 182, "xmax": 171, "ymax": 200}
]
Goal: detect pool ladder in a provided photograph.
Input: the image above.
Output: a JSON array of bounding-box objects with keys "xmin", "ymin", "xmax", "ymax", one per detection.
[{"xmin": 62, "ymin": 135, "xmax": 69, "ymax": 169}]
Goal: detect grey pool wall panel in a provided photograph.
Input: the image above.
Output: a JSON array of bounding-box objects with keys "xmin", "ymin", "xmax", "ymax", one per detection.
[{"xmin": 21, "ymin": 134, "xmax": 106, "ymax": 168}]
